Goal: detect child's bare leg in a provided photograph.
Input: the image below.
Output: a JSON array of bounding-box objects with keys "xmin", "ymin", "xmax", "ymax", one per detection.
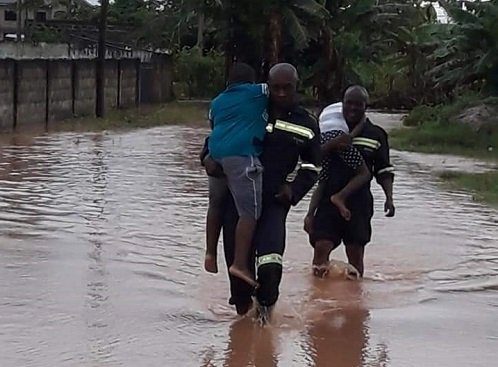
[
  {"xmin": 229, "ymin": 216, "xmax": 258, "ymax": 287},
  {"xmin": 204, "ymin": 177, "xmax": 228, "ymax": 273},
  {"xmin": 205, "ymin": 205, "xmax": 222, "ymax": 273}
]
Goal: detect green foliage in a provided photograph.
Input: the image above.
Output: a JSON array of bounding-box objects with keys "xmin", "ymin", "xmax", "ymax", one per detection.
[
  {"xmin": 391, "ymin": 119, "xmax": 498, "ymax": 159},
  {"xmin": 174, "ymin": 47, "xmax": 225, "ymax": 99},
  {"xmin": 109, "ymin": 0, "xmax": 150, "ymax": 25},
  {"xmin": 438, "ymin": 171, "xmax": 498, "ymax": 205},
  {"xmin": 402, "ymin": 104, "xmax": 442, "ymax": 127},
  {"xmin": 69, "ymin": 0, "xmax": 498, "ymax": 106},
  {"xmin": 391, "ymin": 92, "xmax": 498, "ymax": 159},
  {"xmin": 31, "ymin": 26, "xmax": 65, "ymax": 43},
  {"xmin": 429, "ymin": 0, "xmax": 498, "ymax": 94},
  {"xmin": 276, "ymin": 0, "xmax": 329, "ymax": 50},
  {"xmin": 403, "ymin": 93, "xmax": 498, "ymax": 126}
]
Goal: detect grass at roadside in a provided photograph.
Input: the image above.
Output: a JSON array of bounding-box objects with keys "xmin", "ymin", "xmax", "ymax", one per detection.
[
  {"xmin": 390, "ymin": 123, "xmax": 498, "ymax": 161},
  {"xmin": 50, "ymin": 101, "xmax": 209, "ymax": 132},
  {"xmin": 391, "ymin": 93, "xmax": 498, "ymax": 160},
  {"xmin": 438, "ymin": 170, "xmax": 498, "ymax": 206},
  {"xmin": 390, "ymin": 94, "xmax": 498, "ymax": 206},
  {"xmin": 391, "ymin": 122, "xmax": 498, "ymax": 205}
]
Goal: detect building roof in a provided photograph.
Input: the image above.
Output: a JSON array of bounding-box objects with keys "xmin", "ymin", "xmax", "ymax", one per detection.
[{"xmin": 0, "ymin": 0, "xmax": 96, "ymax": 6}]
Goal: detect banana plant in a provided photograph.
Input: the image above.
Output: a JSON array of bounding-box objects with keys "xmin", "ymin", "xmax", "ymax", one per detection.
[{"xmin": 430, "ymin": 0, "xmax": 498, "ymax": 94}]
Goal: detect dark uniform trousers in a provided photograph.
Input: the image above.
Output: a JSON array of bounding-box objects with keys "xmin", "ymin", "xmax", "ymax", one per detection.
[{"xmin": 222, "ymin": 194, "xmax": 290, "ymax": 308}]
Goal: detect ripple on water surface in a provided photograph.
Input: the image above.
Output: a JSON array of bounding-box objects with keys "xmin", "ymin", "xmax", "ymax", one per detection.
[{"xmin": 0, "ymin": 123, "xmax": 496, "ymax": 366}]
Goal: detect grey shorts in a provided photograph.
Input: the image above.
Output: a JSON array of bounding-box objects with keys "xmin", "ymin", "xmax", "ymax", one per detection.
[{"xmin": 217, "ymin": 156, "xmax": 263, "ymax": 220}]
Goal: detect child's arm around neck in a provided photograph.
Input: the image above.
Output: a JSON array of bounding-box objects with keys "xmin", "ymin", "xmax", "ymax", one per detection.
[{"xmin": 349, "ymin": 116, "xmax": 366, "ymax": 137}]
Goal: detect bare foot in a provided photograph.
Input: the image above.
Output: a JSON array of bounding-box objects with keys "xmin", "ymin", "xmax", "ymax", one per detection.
[
  {"xmin": 312, "ymin": 263, "xmax": 330, "ymax": 278},
  {"xmin": 312, "ymin": 240, "xmax": 335, "ymax": 278},
  {"xmin": 330, "ymin": 194, "xmax": 351, "ymax": 221},
  {"xmin": 204, "ymin": 253, "xmax": 218, "ymax": 273},
  {"xmin": 345, "ymin": 263, "xmax": 360, "ymax": 280},
  {"xmin": 229, "ymin": 265, "xmax": 259, "ymax": 288}
]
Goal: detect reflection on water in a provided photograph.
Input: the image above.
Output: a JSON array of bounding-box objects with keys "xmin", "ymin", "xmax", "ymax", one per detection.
[
  {"xmin": 303, "ymin": 281, "xmax": 371, "ymax": 367},
  {"xmin": 0, "ymin": 121, "xmax": 497, "ymax": 367},
  {"xmin": 220, "ymin": 318, "xmax": 279, "ymax": 367}
]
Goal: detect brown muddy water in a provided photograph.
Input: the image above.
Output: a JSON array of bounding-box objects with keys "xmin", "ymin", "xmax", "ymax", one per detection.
[{"xmin": 0, "ymin": 115, "xmax": 496, "ymax": 367}]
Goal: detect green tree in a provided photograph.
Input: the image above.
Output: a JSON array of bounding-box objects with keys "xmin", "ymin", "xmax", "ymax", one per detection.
[
  {"xmin": 307, "ymin": 0, "xmax": 377, "ymax": 103},
  {"xmin": 430, "ymin": 0, "xmax": 498, "ymax": 95}
]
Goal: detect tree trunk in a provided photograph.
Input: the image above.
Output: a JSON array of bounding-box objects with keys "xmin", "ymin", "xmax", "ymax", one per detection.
[
  {"xmin": 96, "ymin": 0, "xmax": 109, "ymax": 118},
  {"xmin": 317, "ymin": 25, "xmax": 333, "ymax": 106},
  {"xmin": 195, "ymin": 9, "xmax": 205, "ymax": 49},
  {"xmin": 267, "ymin": 10, "xmax": 282, "ymax": 66},
  {"xmin": 16, "ymin": 0, "xmax": 22, "ymax": 43}
]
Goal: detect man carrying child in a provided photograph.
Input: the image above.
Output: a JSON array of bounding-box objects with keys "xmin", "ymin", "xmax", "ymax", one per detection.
[
  {"xmin": 201, "ymin": 63, "xmax": 321, "ymax": 321},
  {"xmin": 305, "ymin": 86, "xmax": 395, "ymax": 277}
]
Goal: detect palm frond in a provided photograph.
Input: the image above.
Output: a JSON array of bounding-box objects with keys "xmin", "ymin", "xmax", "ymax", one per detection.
[{"xmin": 282, "ymin": 6, "xmax": 309, "ymax": 50}]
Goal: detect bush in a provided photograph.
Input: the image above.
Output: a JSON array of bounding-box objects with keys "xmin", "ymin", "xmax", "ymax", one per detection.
[
  {"xmin": 390, "ymin": 120, "xmax": 498, "ymax": 159},
  {"xmin": 392, "ymin": 92, "xmax": 498, "ymax": 159},
  {"xmin": 402, "ymin": 92, "xmax": 489, "ymax": 127},
  {"xmin": 174, "ymin": 47, "xmax": 225, "ymax": 99},
  {"xmin": 31, "ymin": 26, "xmax": 64, "ymax": 44},
  {"xmin": 403, "ymin": 104, "xmax": 442, "ymax": 126},
  {"xmin": 353, "ymin": 60, "xmax": 417, "ymax": 109}
]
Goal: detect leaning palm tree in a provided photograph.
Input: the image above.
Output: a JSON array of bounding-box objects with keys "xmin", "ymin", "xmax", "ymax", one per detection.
[{"xmin": 265, "ymin": 0, "xmax": 329, "ymax": 65}]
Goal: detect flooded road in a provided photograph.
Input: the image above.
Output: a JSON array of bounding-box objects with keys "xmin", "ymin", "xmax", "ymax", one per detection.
[{"xmin": 0, "ymin": 116, "xmax": 496, "ymax": 367}]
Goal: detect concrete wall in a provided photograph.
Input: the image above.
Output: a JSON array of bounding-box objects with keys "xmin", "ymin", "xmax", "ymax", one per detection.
[
  {"xmin": 74, "ymin": 60, "xmax": 95, "ymax": 117},
  {"xmin": 17, "ymin": 60, "xmax": 47, "ymax": 127},
  {"xmin": 0, "ymin": 60, "xmax": 14, "ymax": 129},
  {"xmin": 104, "ymin": 60, "xmax": 118, "ymax": 111},
  {"xmin": 48, "ymin": 60, "xmax": 73, "ymax": 121},
  {"xmin": 140, "ymin": 55, "xmax": 173, "ymax": 104},
  {"xmin": 158, "ymin": 57, "xmax": 173, "ymax": 103},
  {"xmin": 0, "ymin": 55, "xmax": 171, "ymax": 130},
  {"xmin": 119, "ymin": 59, "xmax": 137, "ymax": 108},
  {"xmin": 0, "ymin": 42, "xmax": 161, "ymax": 62},
  {"xmin": 0, "ymin": 43, "xmax": 70, "ymax": 59}
]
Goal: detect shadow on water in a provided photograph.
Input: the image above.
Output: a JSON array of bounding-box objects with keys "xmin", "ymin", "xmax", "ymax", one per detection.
[{"xmin": 0, "ymin": 122, "xmax": 496, "ymax": 366}]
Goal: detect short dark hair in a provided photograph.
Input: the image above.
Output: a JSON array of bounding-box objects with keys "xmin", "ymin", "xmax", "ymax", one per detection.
[
  {"xmin": 343, "ymin": 85, "xmax": 369, "ymax": 103},
  {"xmin": 228, "ymin": 62, "xmax": 256, "ymax": 85}
]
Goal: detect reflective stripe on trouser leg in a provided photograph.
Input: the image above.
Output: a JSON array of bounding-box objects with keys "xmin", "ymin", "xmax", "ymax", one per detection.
[
  {"xmin": 256, "ymin": 253, "xmax": 283, "ymax": 307},
  {"xmin": 257, "ymin": 253, "xmax": 283, "ymax": 269},
  {"xmin": 253, "ymin": 200, "xmax": 288, "ymax": 308}
]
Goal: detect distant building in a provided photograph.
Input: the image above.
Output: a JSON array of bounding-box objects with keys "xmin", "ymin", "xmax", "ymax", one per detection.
[{"xmin": 0, "ymin": 0, "xmax": 94, "ymax": 41}]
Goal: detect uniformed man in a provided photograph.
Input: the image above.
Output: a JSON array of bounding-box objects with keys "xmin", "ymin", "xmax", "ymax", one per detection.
[
  {"xmin": 305, "ymin": 85, "xmax": 395, "ymax": 277},
  {"xmin": 201, "ymin": 63, "xmax": 321, "ymax": 322}
]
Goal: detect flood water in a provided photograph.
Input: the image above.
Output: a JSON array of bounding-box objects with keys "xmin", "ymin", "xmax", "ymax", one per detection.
[{"xmin": 0, "ymin": 115, "xmax": 496, "ymax": 367}]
